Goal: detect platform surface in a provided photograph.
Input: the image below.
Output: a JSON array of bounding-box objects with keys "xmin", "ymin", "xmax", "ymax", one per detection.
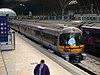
[{"xmin": 0, "ymin": 33, "xmax": 73, "ymax": 75}]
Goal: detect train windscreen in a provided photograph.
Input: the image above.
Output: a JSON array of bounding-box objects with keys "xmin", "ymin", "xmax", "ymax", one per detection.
[{"xmin": 59, "ymin": 33, "xmax": 83, "ymax": 46}]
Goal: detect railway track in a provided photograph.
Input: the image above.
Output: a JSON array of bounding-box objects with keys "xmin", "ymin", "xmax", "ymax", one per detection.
[
  {"xmin": 79, "ymin": 54, "xmax": 100, "ymax": 75},
  {"xmin": 55, "ymin": 52, "xmax": 98, "ymax": 75},
  {"xmin": 75, "ymin": 64, "xmax": 97, "ymax": 75},
  {"xmin": 55, "ymin": 51, "xmax": 98, "ymax": 75}
]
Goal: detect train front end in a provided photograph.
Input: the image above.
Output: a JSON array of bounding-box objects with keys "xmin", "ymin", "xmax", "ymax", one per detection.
[{"xmin": 58, "ymin": 27, "xmax": 86, "ymax": 64}]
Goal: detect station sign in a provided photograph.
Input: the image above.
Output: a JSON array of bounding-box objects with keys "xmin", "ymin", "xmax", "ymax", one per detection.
[{"xmin": 0, "ymin": 16, "xmax": 9, "ymax": 42}]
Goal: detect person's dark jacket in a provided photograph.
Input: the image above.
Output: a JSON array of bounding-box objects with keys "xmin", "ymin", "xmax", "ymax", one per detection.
[{"xmin": 34, "ymin": 64, "xmax": 50, "ymax": 75}]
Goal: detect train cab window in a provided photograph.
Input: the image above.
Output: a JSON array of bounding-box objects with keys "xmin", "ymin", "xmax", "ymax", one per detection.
[
  {"xmin": 59, "ymin": 34, "xmax": 69, "ymax": 46},
  {"xmin": 75, "ymin": 33, "xmax": 83, "ymax": 45},
  {"xmin": 59, "ymin": 33, "xmax": 83, "ymax": 46},
  {"xmin": 68, "ymin": 36, "xmax": 76, "ymax": 46}
]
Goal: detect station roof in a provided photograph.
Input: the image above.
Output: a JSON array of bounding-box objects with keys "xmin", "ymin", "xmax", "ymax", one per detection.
[
  {"xmin": 0, "ymin": 8, "xmax": 16, "ymax": 17},
  {"xmin": 0, "ymin": 0, "xmax": 100, "ymax": 15}
]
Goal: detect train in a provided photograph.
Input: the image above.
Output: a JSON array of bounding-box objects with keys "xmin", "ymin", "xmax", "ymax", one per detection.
[
  {"xmin": 9, "ymin": 19, "xmax": 86, "ymax": 64},
  {"xmin": 39, "ymin": 20, "xmax": 85, "ymax": 28},
  {"xmin": 81, "ymin": 22, "xmax": 100, "ymax": 57}
]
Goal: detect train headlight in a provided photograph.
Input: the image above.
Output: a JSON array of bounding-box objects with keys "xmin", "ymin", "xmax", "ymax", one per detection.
[
  {"xmin": 82, "ymin": 53, "xmax": 87, "ymax": 60},
  {"xmin": 65, "ymin": 55, "xmax": 69, "ymax": 61}
]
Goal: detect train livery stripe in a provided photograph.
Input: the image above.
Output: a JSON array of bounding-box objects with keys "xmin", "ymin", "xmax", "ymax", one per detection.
[{"xmin": 58, "ymin": 45, "xmax": 84, "ymax": 53}]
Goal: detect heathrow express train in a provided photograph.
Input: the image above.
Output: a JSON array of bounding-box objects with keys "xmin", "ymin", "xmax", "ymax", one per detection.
[
  {"xmin": 9, "ymin": 20, "xmax": 86, "ymax": 64},
  {"xmin": 81, "ymin": 22, "xmax": 100, "ymax": 57}
]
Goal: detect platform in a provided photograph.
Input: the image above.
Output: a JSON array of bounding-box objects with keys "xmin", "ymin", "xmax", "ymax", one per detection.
[
  {"xmin": 0, "ymin": 33, "xmax": 73, "ymax": 75},
  {"xmin": 0, "ymin": 32, "xmax": 90, "ymax": 75}
]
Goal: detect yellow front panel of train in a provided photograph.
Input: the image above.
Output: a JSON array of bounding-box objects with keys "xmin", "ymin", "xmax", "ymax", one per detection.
[{"xmin": 58, "ymin": 45, "xmax": 84, "ymax": 53}]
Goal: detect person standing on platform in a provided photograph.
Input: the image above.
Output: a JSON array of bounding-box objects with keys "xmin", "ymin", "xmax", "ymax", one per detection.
[{"xmin": 34, "ymin": 59, "xmax": 50, "ymax": 75}]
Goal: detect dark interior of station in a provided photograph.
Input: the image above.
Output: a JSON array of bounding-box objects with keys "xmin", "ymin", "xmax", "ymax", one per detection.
[{"xmin": 0, "ymin": 0, "xmax": 100, "ymax": 15}]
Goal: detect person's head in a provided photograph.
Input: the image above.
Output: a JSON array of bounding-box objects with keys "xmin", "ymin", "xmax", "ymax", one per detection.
[{"xmin": 40, "ymin": 59, "xmax": 45, "ymax": 64}]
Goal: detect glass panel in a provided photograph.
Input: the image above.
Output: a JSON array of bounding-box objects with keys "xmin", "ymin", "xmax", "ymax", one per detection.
[
  {"xmin": 75, "ymin": 33, "xmax": 83, "ymax": 45},
  {"xmin": 59, "ymin": 33, "xmax": 82, "ymax": 46}
]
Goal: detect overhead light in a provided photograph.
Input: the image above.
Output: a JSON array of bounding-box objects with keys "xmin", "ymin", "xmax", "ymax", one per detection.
[
  {"xmin": 20, "ymin": 4, "xmax": 25, "ymax": 7},
  {"xmin": 68, "ymin": 0, "xmax": 78, "ymax": 5}
]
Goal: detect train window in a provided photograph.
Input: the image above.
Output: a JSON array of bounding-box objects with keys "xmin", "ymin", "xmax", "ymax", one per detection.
[
  {"xmin": 41, "ymin": 32, "xmax": 57, "ymax": 45},
  {"xmin": 75, "ymin": 33, "xmax": 83, "ymax": 45},
  {"xmin": 59, "ymin": 33, "xmax": 83, "ymax": 46},
  {"xmin": 93, "ymin": 17, "xmax": 97, "ymax": 20},
  {"xmin": 84, "ymin": 17, "xmax": 86, "ymax": 20},
  {"xmin": 68, "ymin": 37, "xmax": 76, "ymax": 46},
  {"xmin": 87, "ymin": 17, "xmax": 89, "ymax": 20},
  {"xmin": 90, "ymin": 17, "xmax": 92, "ymax": 20},
  {"xmin": 31, "ymin": 29, "xmax": 35, "ymax": 36},
  {"xmin": 84, "ymin": 31, "xmax": 90, "ymax": 36},
  {"xmin": 27, "ymin": 27, "xmax": 32, "ymax": 34},
  {"xmin": 59, "ymin": 34, "xmax": 67, "ymax": 46},
  {"xmin": 96, "ymin": 33, "xmax": 98, "ymax": 38},
  {"xmin": 96, "ymin": 33, "xmax": 100, "ymax": 38},
  {"xmin": 35, "ymin": 31, "xmax": 41, "ymax": 38},
  {"xmin": 53, "ymin": 36, "xmax": 57, "ymax": 45},
  {"xmin": 91, "ymin": 32, "xmax": 95, "ymax": 37},
  {"xmin": 92, "ymin": 32, "xmax": 98, "ymax": 38},
  {"xmin": 98, "ymin": 33, "xmax": 100, "ymax": 38}
]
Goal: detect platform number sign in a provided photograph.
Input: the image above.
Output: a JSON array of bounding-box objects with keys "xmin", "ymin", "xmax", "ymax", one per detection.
[{"xmin": 0, "ymin": 16, "xmax": 9, "ymax": 42}]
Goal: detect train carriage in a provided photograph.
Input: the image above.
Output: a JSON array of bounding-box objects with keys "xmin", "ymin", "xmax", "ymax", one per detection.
[
  {"xmin": 81, "ymin": 22, "xmax": 100, "ymax": 57},
  {"xmin": 81, "ymin": 23, "xmax": 100, "ymax": 48},
  {"xmin": 9, "ymin": 20, "xmax": 86, "ymax": 64},
  {"xmin": 9, "ymin": 20, "xmax": 21, "ymax": 32}
]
